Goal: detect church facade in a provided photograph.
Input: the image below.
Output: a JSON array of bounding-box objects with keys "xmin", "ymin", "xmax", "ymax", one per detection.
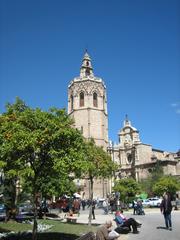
[
  {"xmin": 67, "ymin": 52, "xmax": 180, "ymax": 199},
  {"xmin": 108, "ymin": 117, "xmax": 180, "ymax": 182}
]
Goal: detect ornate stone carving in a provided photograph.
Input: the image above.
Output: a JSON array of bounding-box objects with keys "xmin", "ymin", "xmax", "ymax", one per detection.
[{"xmin": 70, "ymin": 79, "xmax": 105, "ymax": 97}]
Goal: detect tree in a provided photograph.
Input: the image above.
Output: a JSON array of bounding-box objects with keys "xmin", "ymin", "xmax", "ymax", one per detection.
[
  {"xmin": 0, "ymin": 98, "xmax": 29, "ymax": 220},
  {"xmin": 0, "ymin": 98, "xmax": 86, "ymax": 240},
  {"xmin": 140, "ymin": 160, "xmax": 164, "ymax": 196},
  {"xmin": 113, "ymin": 177, "xmax": 141, "ymax": 206},
  {"xmin": 83, "ymin": 139, "xmax": 118, "ymax": 225},
  {"xmin": 153, "ymin": 175, "xmax": 180, "ymax": 197}
]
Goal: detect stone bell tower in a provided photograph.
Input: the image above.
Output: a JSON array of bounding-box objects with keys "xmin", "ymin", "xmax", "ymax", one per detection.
[
  {"xmin": 67, "ymin": 51, "xmax": 109, "ymax": 198},
  {"xmin": 68, "ymin": 51, "xmax": 108, "ymax": 149}
]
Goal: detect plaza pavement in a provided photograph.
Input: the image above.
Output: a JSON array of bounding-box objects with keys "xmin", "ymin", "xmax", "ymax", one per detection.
[
  {"xmin": 65, "ymin": 207, "xmax": 161, "ymax": 225},
  {"xmin": 49, "ymin": 207, "xmax": 180, "ymax": 239},
  {"xmin": 50, "ymin": 207, "xmax": 162, "ymax": 225},
  {"xmin": 53, "ymin": 207, "xmax": 162, "ymax": 240},
  {"xmin": 74, "ymin": 208, "xmax": 179, "ymax": 240}
]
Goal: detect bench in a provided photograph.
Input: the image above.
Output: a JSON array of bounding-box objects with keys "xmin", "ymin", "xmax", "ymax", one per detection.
[{"xmin": 66, "ymin": 216, "xmax": 77, "ymax": 223}]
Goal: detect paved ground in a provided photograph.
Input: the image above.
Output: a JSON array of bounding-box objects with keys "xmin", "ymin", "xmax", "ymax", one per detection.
[
  {"xmin": 50, "ymin": 208, "xmax": 180, "ymax": 240},
  {"xmin": 74, "ymin": 208, "xmax": 160, "ymax": 225},
  {"xmin": 126, "ymin": 210, "xmax": 180, "ymax": 240}
]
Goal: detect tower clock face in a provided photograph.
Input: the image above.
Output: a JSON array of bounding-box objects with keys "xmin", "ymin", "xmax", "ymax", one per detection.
[{"xmin": 125, "ymin": 134, "xmax": 131, "ymax": 140}]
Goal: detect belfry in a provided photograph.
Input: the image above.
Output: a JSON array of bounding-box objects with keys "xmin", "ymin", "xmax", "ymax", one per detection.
[
  {"xmin": 68, "ymin": 51, "xmax": 108, "ymax": 149},
  {"xmin": 68, "ymin": 51, "xmax": 110, "ymax": 198}
]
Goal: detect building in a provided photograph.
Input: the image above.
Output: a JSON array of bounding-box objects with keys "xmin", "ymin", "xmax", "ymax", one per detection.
[
  {"xmin": 67, "ymin": 51, "xmax": 110, "ymax": 198},
  {"xmin": 68, "ymin": 51, "xmax": 180, "ymax": 198},
  {"xmin": 108, "ymin": 116, "xmax": 180, "ymax": 182}
]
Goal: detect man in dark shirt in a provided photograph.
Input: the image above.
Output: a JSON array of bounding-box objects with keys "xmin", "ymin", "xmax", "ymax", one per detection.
[{"xmin": 160, "ymin": 192, "xmax": 173, "ymax": 230}]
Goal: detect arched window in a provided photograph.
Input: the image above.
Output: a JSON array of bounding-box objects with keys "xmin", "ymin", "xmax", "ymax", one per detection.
[
  {"xmin": 93, "ymin": 92, "xmax": 98, "ymax": 107},
  {"xmin": 127, "ymin": 153, "xmax": 132, "ymax": 163},
  {"xmin": 79, "ymin": 92, "xmax": 84, "ymax": 107},
  {"xmin": 70, "ymin": 95, "xmax": 73, "ymax": 111},
  {"xmin": 103, "ymin": 95, "xmax": 105, "ymax": 110},
  {"xmin": 85, "ymin": 68, "xmax": 90, "ymax": 76}
]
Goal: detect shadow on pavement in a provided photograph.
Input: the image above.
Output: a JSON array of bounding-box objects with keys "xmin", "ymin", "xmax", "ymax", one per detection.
[{"xmin": 156, "ymin": 226, "xmax": 168, "ymax": 230}]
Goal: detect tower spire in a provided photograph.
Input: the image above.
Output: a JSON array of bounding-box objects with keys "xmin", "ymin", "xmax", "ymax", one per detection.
[
  {"xmin": 124, "ymin": 114, "xmax": 131, "ymax": 127},
  {"xmin": 80, "ymin": 51, "xmax": 94, "ymax": 78},
  {"xmin": 125, "ymin": 114, "xmax": 128, "ymax": 122}
]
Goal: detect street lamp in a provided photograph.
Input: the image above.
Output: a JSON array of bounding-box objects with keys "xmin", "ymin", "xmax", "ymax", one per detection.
[
  {"xmin": 131, "ymin": 145, "xmax": 136, "ymax": 180},
  {"xmin": 115, "ymin": 191, "xmax": 120, "ymax": 210},
  {"xmin": 107, "ymin": 141, "xmax": 115, "ymax": 192}
]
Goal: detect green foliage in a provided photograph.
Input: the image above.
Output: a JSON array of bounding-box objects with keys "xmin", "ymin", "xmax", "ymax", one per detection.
[
  {"xmin": 3, "ymin": 177, "xmax": 17, "ymax": 210},
  {"xmin": 82, "ymin": 139, "xmax": 118, "ymax": 225},
  {"xmin": 140, "ymin": 161, "xmax": 164, "ymax": 196},
  {"xmin": 113, "ymin": 177, "xmax": 141, "ymax": 203},
  {"xmin": 153, "ymin": 175, "xmax": 180, "ymax": 196},
  {"xmin": 0, "ymin": 97, "xmax": 86, "ymax": 212},
  {"xmin": 140, "ymin": 178, "xmax": 154, "ymax": 196},
  {"xmin": 84, "ymin": 139, "xmax": 118, "ymax": 179}
]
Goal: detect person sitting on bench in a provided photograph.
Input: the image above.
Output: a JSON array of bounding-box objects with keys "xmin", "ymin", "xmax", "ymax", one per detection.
[
  {"xmin": 114, "ymin": 210, "xmax": 141, "ymax": 234},
  {"xmin": 66, "ymin": 209, "xmax": 77, "ymax": 223},
  {"xmin": 96, "ymin": 220, "xmax": 119, "ymax": 240}
]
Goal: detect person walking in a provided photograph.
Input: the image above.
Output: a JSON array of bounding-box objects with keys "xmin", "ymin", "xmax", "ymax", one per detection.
[
  {"xmin": 160, "ymin": 192, "xmax": 173, "ymax": 230},
  {"xmin": 132, "ymin": 200, "xmax": 136, "ymax": 215},
  {"xmin": 81, "ymin": 199, "xmax": 86, "ymax": 210},
  {"xmin": 92, "ymin": 200, "xmax": 96, "ymax": 220},
  {"xmin": 103, "ymin": 199, "xmax": 109, "ymax": 214}
]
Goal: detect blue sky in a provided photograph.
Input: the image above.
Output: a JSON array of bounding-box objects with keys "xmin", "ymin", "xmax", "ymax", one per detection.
[{"xmin": 0, "ymin": 0, "xmax": 180, "ymax": 152}]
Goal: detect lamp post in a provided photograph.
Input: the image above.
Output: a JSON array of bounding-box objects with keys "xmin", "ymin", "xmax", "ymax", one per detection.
[
  {"xmin": 112, "ymin": 141, "xmax": 115, "ymax": 177},
  {"xmin": 131, "ymin": 145, "xmax": 136, "ymax": 180},
  {"xmin": 107, "ymin": 141, "xmax": 115, "ymax": 193},
  {"xmin": 115, "ymin": 191, "xmax": 120, "ymax": 211}
]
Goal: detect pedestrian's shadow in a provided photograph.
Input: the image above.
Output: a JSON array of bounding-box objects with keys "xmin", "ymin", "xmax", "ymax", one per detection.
[{"xmin": 156, "ymin": 226, "xmax": 168, "ymax": 230}]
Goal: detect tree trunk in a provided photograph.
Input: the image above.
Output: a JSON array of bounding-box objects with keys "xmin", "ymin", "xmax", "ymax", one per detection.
[
  {"xmin": 32, "ymin": 193, "xmax": 38, "ymax": 240},
  {"xmin": 88, "ymin": 176, "xmax": 93, "ymax": 226}
]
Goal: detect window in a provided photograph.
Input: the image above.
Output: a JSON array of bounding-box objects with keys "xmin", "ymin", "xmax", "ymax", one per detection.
[
  {"xmin": 103, "ymin": 95, "xmax": 105, "ymax": 110},
  {"xmin": 79, "ymin": 92, "xmax": 84, "ymax": 107},
  {"xmin": 70, "ymin": 95, "xmax": 73, "ymax": 111},
  {"xmin": 127, "ymin": 153, "xmax": 132, "ymax": 163},
  {"xmin": 85, "ymin": 68, "xmax": 90, "ymax": 76},
  {"xmin": 93, "ymin": 92, "xmax": 98, "ymax": 107}
]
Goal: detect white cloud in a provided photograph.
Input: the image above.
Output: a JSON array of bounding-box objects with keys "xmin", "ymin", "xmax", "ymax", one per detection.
[
  {"xmin": 171, "ymin": 102, "xmax": 180, "ymax": 115},
  {"xmin": 171, "ymin": 102, "xmax": 180, "ymax": 107}
]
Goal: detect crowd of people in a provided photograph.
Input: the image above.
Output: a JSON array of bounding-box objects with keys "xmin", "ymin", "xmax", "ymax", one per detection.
[
  {"xmin": 95, "ymin": 191, "xmax": 175, "ymax": 240},
  {"xmin": 43, "ymin": 191, "xmax": 176, "ymax": 239},
  {"xmin": 132, "ymin": 199, "xmax": 145, "ymax": 215}
]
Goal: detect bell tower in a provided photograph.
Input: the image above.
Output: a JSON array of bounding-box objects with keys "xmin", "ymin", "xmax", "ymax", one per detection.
[{"xmin": 68, "ymin": 51, "xmax": 108, "ymax": 149}]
